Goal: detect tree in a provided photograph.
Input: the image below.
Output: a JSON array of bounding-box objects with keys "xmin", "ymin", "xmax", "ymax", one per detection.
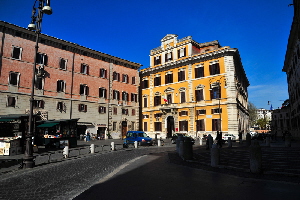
[
  {"xmin": 256, "ymin": 118, "xmax": 268, "ymax": 130},
  {"xmin": 248, "ymin": 101, "xmax": 257, "ymax": 127}
]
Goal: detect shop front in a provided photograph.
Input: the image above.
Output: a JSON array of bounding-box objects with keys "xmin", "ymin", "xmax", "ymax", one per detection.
[{"xmin": 36, "ymin": 119, "xmax": 79, "ymax": 148}]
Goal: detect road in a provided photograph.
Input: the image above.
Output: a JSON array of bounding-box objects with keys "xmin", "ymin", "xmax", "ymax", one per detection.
[{"xmin": 73, "ymin": 152, "xmax": 300, "ymax": 200}]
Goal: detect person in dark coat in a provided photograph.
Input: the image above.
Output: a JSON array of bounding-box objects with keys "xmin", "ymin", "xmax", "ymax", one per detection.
[{"xmin": 216, "ymin": 131, "xmax": 222, "ymax": 148}]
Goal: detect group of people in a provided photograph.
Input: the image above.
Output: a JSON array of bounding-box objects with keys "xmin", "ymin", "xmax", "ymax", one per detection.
[{"xmin": 204, "ymin": 131, "xmax": 223, "ymax": 149}]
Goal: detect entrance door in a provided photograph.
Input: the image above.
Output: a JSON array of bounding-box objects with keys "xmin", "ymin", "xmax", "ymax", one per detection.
[
  {"xmin": 166, "ymin": 116, "xmax": 175, "ymax": 138},
  {"xmin": 121, "ymin": 121, "xmax": 127, "ymax": 139}
]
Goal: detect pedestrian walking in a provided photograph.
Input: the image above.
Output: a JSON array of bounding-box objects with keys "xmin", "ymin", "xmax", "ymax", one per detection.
[{"xmin": 216, "ymin": 131, "xmax": 222, "ymax": 148}]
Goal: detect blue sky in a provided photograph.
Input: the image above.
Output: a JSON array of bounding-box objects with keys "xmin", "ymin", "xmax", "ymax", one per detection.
[{"xmin": 1, "ymin": 0, "xmax": 294, "ymax": 110}]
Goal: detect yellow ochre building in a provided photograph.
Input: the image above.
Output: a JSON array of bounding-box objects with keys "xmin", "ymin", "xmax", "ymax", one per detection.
[{"xmin": 140, "ymin": 34, "xmax": 249, "ymax": 139}]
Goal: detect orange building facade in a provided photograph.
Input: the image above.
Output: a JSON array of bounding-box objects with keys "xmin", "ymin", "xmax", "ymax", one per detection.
[{"xmin": 140, "ymin": 34, "xmax": 249, "ymax": 139}]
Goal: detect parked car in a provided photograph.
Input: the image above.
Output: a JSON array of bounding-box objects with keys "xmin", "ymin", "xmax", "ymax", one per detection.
[
  {"xmin": 222, "ymin": 134, "xmax": 236, "ymax": 142},
  {"xmin": 251, "ymin": 133, "xmax": 266, "ymax": 140},
  {"xmin": 171, "ymin": 133, "xmax": 195, "ymax": 145},
  {"xmin": 123, "ymin": 131, "xmax": 153, "ymax": 147}
]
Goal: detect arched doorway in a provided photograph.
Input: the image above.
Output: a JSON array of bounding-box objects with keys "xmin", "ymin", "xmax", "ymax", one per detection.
[{"xmin": 166, "ymin": 116, "xmax": 175, "ymax": 138}]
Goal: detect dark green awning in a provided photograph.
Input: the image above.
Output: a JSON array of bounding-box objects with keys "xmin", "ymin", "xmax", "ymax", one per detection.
[
  {"xmin": 37, "ymin": 123, "xmax": 59, "ymax": 128},
  {"xmin": 0, "ymin": 118, "xmax": 14, "ymax": 122}
]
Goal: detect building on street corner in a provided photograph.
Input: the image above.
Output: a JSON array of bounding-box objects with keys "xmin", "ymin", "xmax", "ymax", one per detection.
[
  {"xmin": 140, "ymin": 34, "xmax": 249, "ymax": 139},
  {"xmin": 0, "ymin": 20, "xmax": 142, "ymax": 141}
]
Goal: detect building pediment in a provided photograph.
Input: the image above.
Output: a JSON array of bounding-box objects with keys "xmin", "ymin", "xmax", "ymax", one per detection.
[{"xmin": 161, "ymin": 34, "xmax": 178, "ymax": 42}]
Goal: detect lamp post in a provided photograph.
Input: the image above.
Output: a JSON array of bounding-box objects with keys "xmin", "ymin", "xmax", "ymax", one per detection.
[{"xmin": 24, "ymin": 0, "xmax": 52, "ymax": 168}]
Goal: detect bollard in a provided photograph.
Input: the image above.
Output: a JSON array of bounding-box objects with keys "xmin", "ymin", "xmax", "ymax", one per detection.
[
  {"xmin": 265, "ymin": 136, "xmax": 270, "ymax": 147},
  {"xmin": 246, "ymin": 133, "xmax": 251, "ymax": 146},
  {"xmin": 90, "ymin": 144, "xmax": 95, "ymax": 153},
  {"xmin": 179, "ymin": 140, "xmax": 184, "ymax": 158},
  {"xmin": 111, "ymin": 142, "xmax": 115, "ymax": 151},
  {"xmin": 285, "ymin": 135, "xmax": 291, "ymax": 147},
  {"xmin": 182, "ymin": 137, "xmax": 193, "ymax": 160},
  {"xmin": 211, "ymin": 144, "xmax": 220, "ymax": 167},
  {"xmin": 199, "ymin": 138, "xmax": 203, "ymax": 146},
  {"xmin": 158, "ymin": 139, "xmax": 161, "ymax": 147},
  {"xmin": 134, "ymin": 141, "xmax": 138, "ymax": 148},
  {"xmin": 207, "ymin": 134, "xmax": 213, "ymax": 149},
  {"xmin": 63, "ymin": 146, "xmax": 69, "ymax": 158},
  {"xmin": 249, "ymin": 140, "xmax": 262, "ymax": 173},
  {"xmin": 176, "ymin": 134, "xmax": 184, "ymax": 153},
  {"xmin": 228, "ymin": 137, "xmax": 232, "ymax": 148}
]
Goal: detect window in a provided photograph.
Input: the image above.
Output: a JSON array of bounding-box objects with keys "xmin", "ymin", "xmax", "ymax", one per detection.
[
  {"xmin": 36, "ymin": 53, "xmax": 48, "ymax": 65},
  {"xmin": 142, "ymin": 79, "xmax": 149, "ymax": 89},
  {"xmin": 154, "ymin": 96, "xmax": 161, "ymax": 106},
  {"xmin": 59, "ymin": 58, "xmax": 67, "ymax": 70},
  {"xmin": 154, "ymin": 76, "xmax": 161, "ymax": 86},
  {"xmin": 57, "ymin": 102, "xmax": 65, "ymax": 112},
  {"xmin": 167, "ymin": 94, "xmax": 172, "ymax": 104},
  {"xmin": 178, "ymin": 70, "xmax": 185, "ymax": 82},
  {"xmin": 195, "ymin": 66, "xmax": 204, "ymax": 78},
  {"xmin": 100, "ymin": 68, "xmax": 107, "ymax": 78},
  {"xmin": 195, "ymin": 89, "xmax": 204, "ymax": 101},
  {"xmin": 165, "ymin": 73, "xmax": 173, "ymax": 84},
  {"xmin": 35, "ymin": 76, "xmax": 43, "ymax": 90},
  {"xmin": 122, "ymin": 74, "xmax": 129, "ymax": 83},
  {"xmin": 179, "ymin": 111, "xmax": 188, "ymax": 116},
  {"xmin": 7, "ymin": 96, "xmax": 16, "ymax": 107},
  {"xmin": 180, "ymin": 91, "xmax": 186, "ymax": 103},
  {"xmin": 99, "ymin": 106, "xmax": 106, "ymax": 113},
  {"xmin": 178, "ymin": 48, "xmax": 186, "ymax": 58},
  {"xmin": 113, "ymin": 107, "xmax": 117, "ymax": 115},
  {"xmin": 122, "ymin": 91, "xmax": 129, "ymax": 101},
  {"xmin": 9, "ymin": 71, "xmax": 20, "ymax": 86},
  {"xmin": 165, "ymin": 52, "xmax": 173, "ymax": 62},
  {"xmin": 143, "ymin": 114, "xmax": 149, "ymax": 118},
  {"xmin": 131, "ymin": 93, "xmax": 138, "ymax": 102},
  {"xmin": 144, "ymin": 97, "xmax": 148, "ymax": 107},
  {"xmin": 99, "ymin": 87, "xmax": 107, "ymax": 98},
  {"xmin": 132, "ymin": 109, "xmax": 136, "ymax": 116},
  {"xmin": 179, "ymin": 121, "xmax": 188, "ymax": 131},
  {"xmin": 113, "ymin": 71, "xmax": 120, "ymax": 81},
  {"xmin": 210, "ymin": 84, "xmax": 221, "ymax": 99},
  {"xmin": 122, "ymin": 108, "xmax": 129, "ymax": 115},
  {"xmin": 154, "ymin": 56, "xmax": 161, "ymax": 65},
  {"xmin": 209, "ymin": 63, "xmax": 220, "ymax": 75},
  {"xmin": 78, "ymin": 104, "xmax": 87, "ymax": 112},
  {"xmin": 80, "ymin": 64, "xmax": 89, "ymax": 75},
  {"xmin": 132, "ymin": 76, "xmax": 136, "ymax": 84},
  {"xmin": 113, "ymin": 122, "xmax": 117, "ymax": 131},
  {"xmin": 12, "ymin": 46, "xmax": 22, "ymax": 60},
  {"xmin": 196, "ymin": 119, "xmax": 205, "ymax": 131},
  {"xmin": 80, "ymin": 84, "xmax": 89, "ymax": 96},
  {"xmin": 33, "ymin": 100, "xmax": 44, "ymax": 109},
  {"xmin": 212, "ymin": 108, "xmax": 222, "ymax": 114},
  {"xmin": 212, "ymin": 119, "xmax": 221, "ymax": 131},
  {"xmin": 113, "ymin": 90, "xmax": 120, "ymax": 100},
  {"xmin": 197, "ymin": 109, "xmax": 206, "ymax": 115},
  {"xmin": 154, "ymin": 122, "xmax": 162, "ymax": 131},
  {"xmin": 57, "ymin": 80, "xmax": 65, "ymax": 92},
  {"xmin": 143, "ymin": 122, "xmax": 148, "ymax": 132}
]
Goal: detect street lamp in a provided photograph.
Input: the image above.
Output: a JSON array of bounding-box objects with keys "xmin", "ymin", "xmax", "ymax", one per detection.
[{"xmin": 23, "ymin": 0, "xmax": 52, "ymax": 168}]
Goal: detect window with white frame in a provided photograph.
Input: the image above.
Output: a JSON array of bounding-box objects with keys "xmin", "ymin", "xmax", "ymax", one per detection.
[
  {"xmin": 132, "ymin": 109, "xmax": 136, "ymax": 116},
  {"xmin": 100, "ymin": 68, "xmax": 107, "ymax": 78},
  {"xmin": 9, "ymin": 71, "xmax": 20, "ymax": 86},
  {"xmin": 179, "ymin": 111, "xmax": 188, "ymax": 116},
  {"xmin": 113, "ymin": 90, "xmax": 120, "ymax": 100},
  {"xmin": 57, "ymin": 101, "xmax": 65, "ymax": 112},
  {"xmin": 165, "ymin": 52, "xmax": 173, "ymax": 62},
  {"xmin": 122, "ymin": 91, "xmax": 129, "ymax": 101},
  {"xmin": 197, "ymin": 109, "xmax": 206, "ymax": 115},
  {"xmin": 131, "ymin": 93, "xmax": 137, "ymax": 102},
  {"xmin": 113, "ymin": 71, "xmax": 120, "ymax": 81},
  {"xmin": 122, "ymin": 108, "xmax": 129, "ymax": 115},
  {"xmin": 212, "ymin": 108, "xmax": 222, "ymax": 114},
  {"xmin": 99, "ymin": 87, "xmax": 107, "ymax": 98},
  {"xmin": 78, "ymin": 104, "xmax": 87, "ymax": 112},
  {"xmin": 99, "ymin": 106, "xmax": 106, "ymax": 113},
  {"xmin": 57, "ymin": 80, "xmax": 65, "ymax": 92},
  {"xmin": 165, "ymin": 72, "xmax": 173, "ymax": 84},
  {"xmin": 11, "ymin": 46, "xmax": 22, "ymax": 60},
  {"xmin": 179, "ymin": 88, "xmax": 186, "ymax": 103},
  {"xmin": 80, "ymin": 64, "xmax": 89, "ymax": 75},
  {"xmin": 195, "ymin": 64, "xmax": 204, "ymax": 78},
  {"xmin": 35, "ymin": 76, "xmax": 44, "ymax": 90},
  {"xmin": 178, "ymin": 69, "xmax": 185, "ymax": 82},
  {"xmin": 33, "ymin": 100, "xmax": 44, "ymax": 109},
  {"xmin": 143, "ymin": 97, "xmax": 148, "ymax": 107},
  {"xmin": 196, "ymin": 119, "xmax": 205, "ymax": 131},
  {"xmin": 7, "ymin": 96, "xmax": 16, "ymax": 107},
  {"xmin": 132, "ymin": 76, "xmax": 136, "ymax": 84},
  {"xmin": 122, "ymin": 74, "xmax": 129, "ymax": 83},
  {"xmin": 179, "ymin": 121, "xmax": 188, "ymax": 131},
  {"xmin": 154, "ymin": 55, "xmax": 161, "ymax": 65},
  {"xmin": 195, "ymin": 85, "xmax": 204, "ymax": 101},
  {"xmin": 80, "ymin": 84, "xmax": 89, "ymax": 95},
  {"xmin": 36, "ymin": 53, "xmax": 48, "ymax": 65},
  {"xmin": 144, "ymin": 122, "xmax": 148, "ymax": 131},
  {"xmin": 59, "ymin": 58, "xmax": 67, "ymax": 70},
  {"xmin": 154, "ymin": 75, "xmax": 161, "ymax": 86},
  {"xmin": 209, "ymin": 62, "xmax": 220, "ymax": 75},
  {"xmin": 210, "ymin": 83, "xmax": 221, "ymax": 99},
  {"xmin": 177, "ymin": 47, "xmax": 186, "ymax": 58}
]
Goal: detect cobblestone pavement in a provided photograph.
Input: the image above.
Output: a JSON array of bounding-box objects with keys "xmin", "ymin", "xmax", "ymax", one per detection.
[
  {"xmin": 0, "ymin": 145, "xmax": 175, "ymax": 200},
  {"xmin": 0, "ymin": 139, "xmax": 299, "ymax": 199}
]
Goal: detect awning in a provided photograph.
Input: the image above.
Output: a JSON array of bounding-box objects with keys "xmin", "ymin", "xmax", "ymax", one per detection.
[
  {"xmin": 0, "ymin": 118, "xmax": 14, "ymax": 122},
  {"xmin": 37, "ymin": 123, "xmax": 59, "ymax": 128}
]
